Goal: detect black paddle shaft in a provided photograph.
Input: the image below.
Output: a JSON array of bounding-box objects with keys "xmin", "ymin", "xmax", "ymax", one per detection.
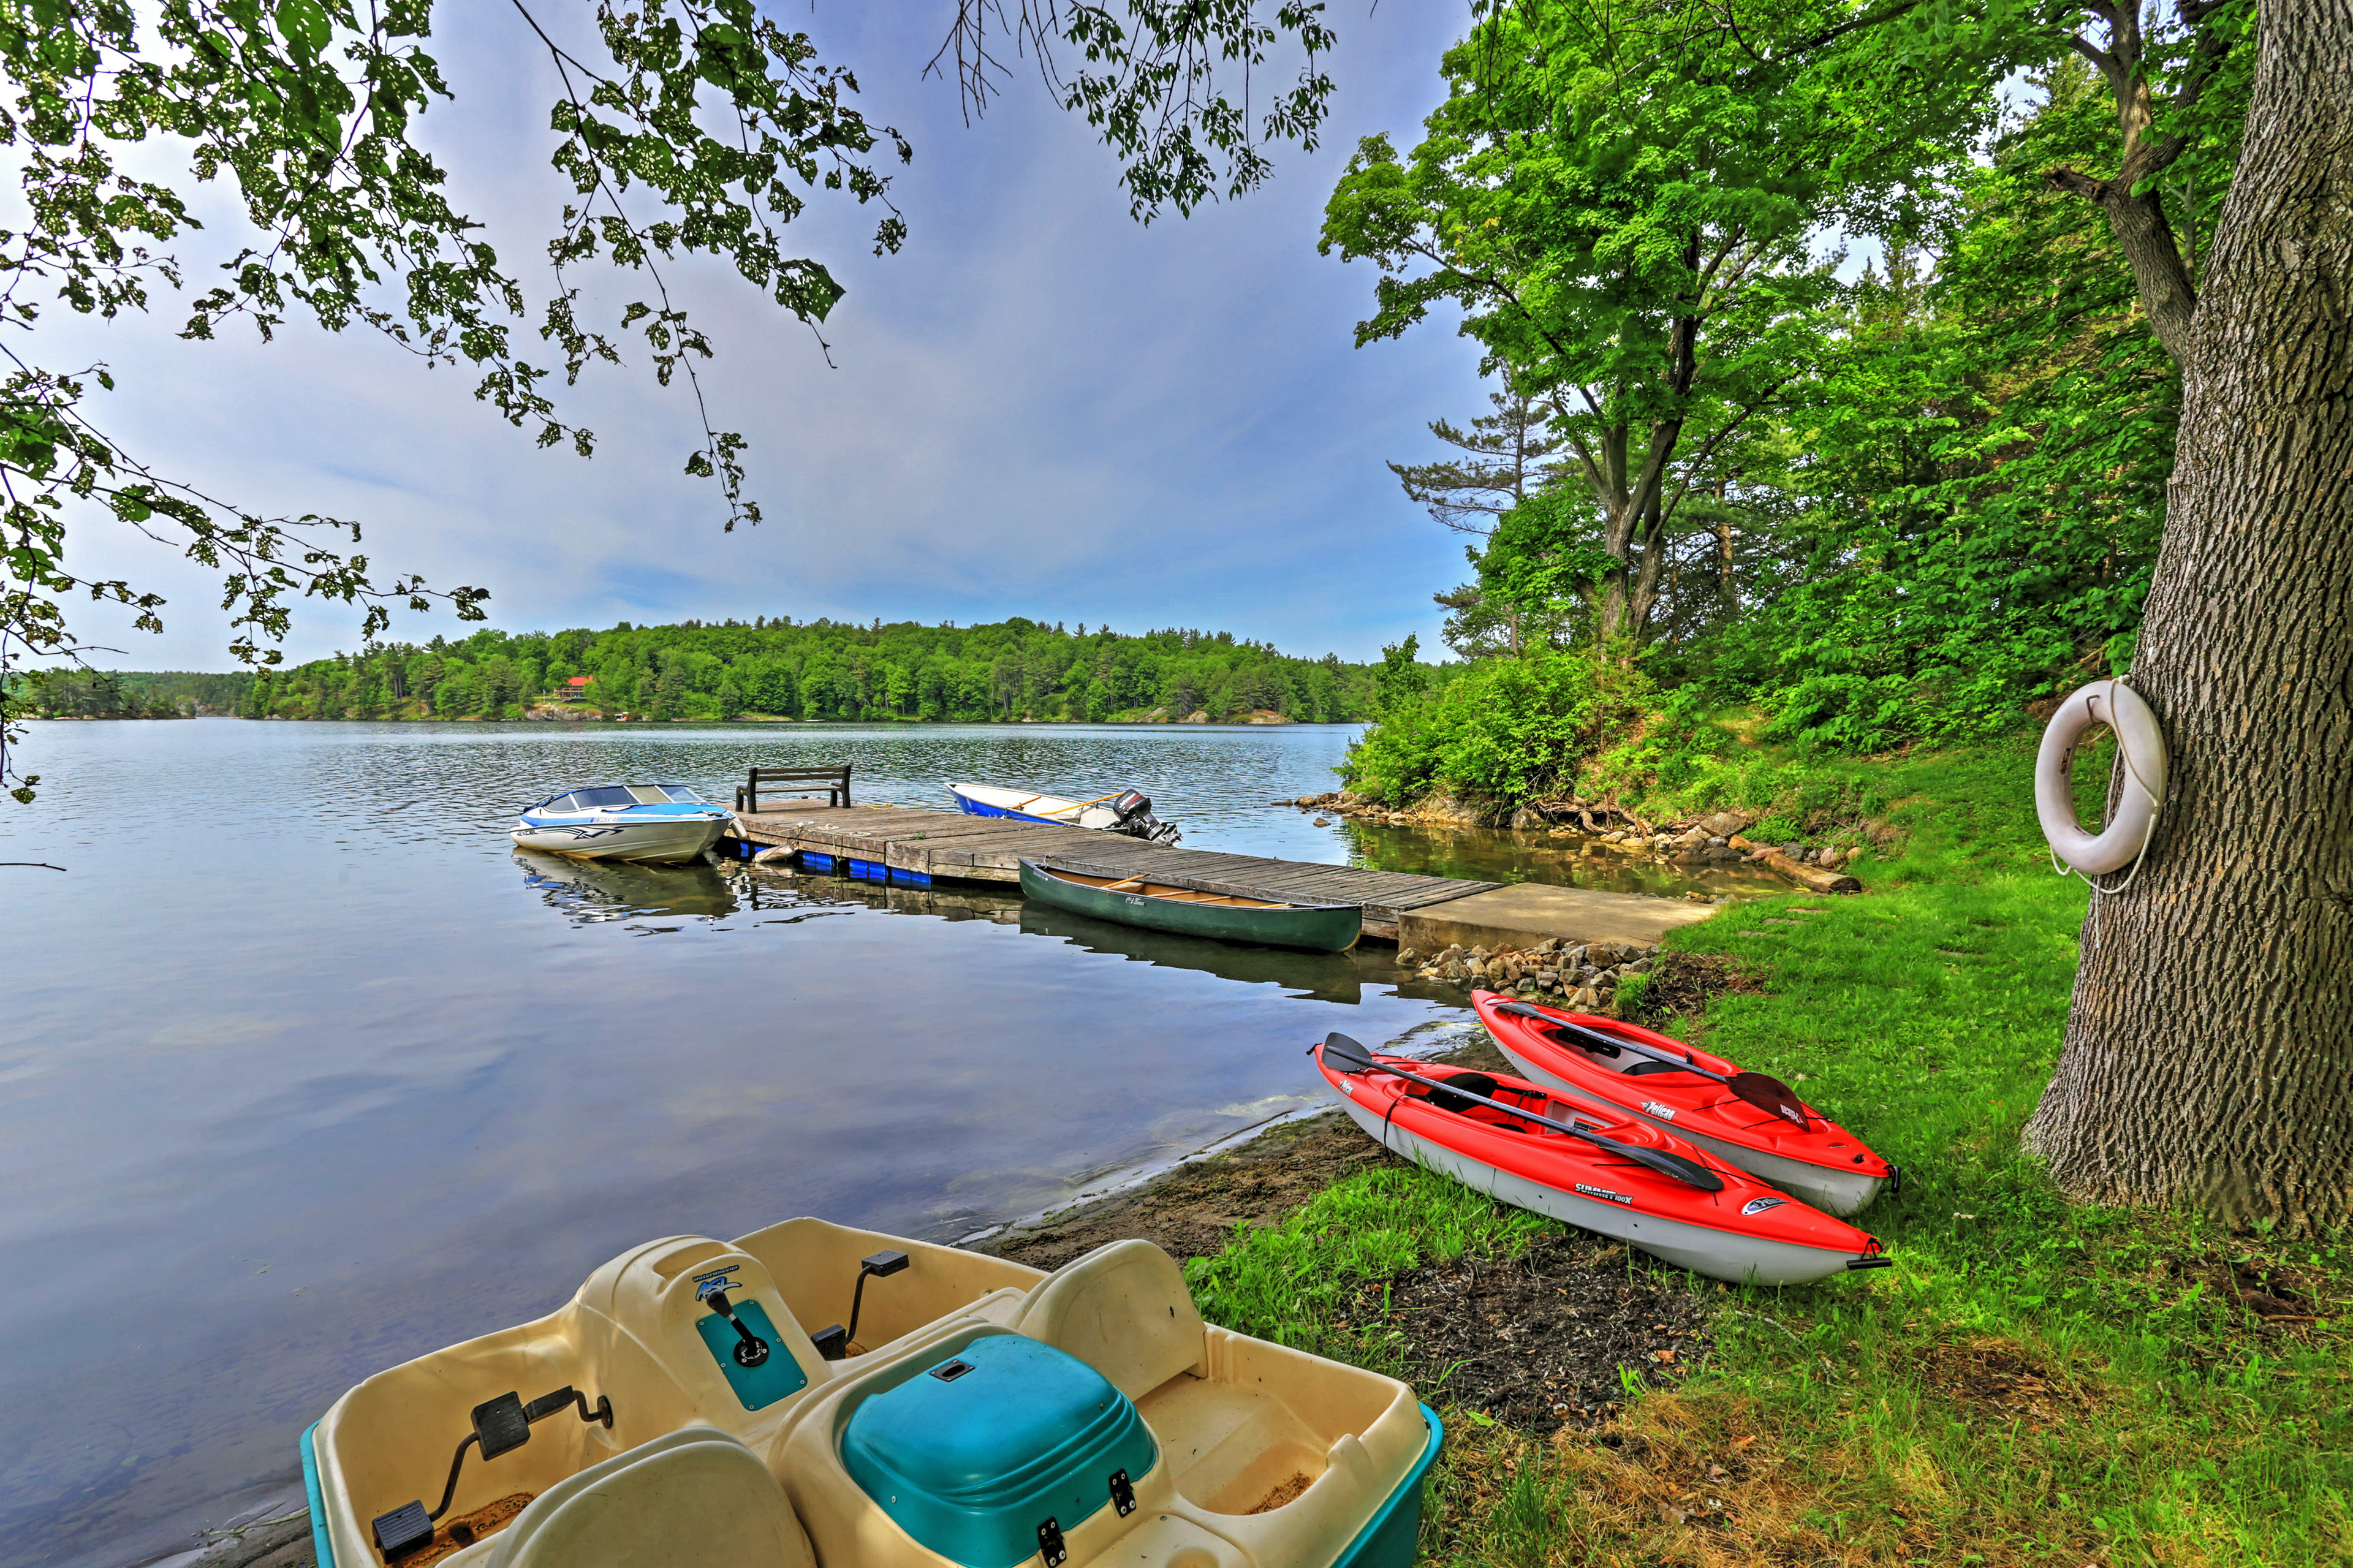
[
  {"xmin": 1490, "ymin": 997, "xmax": 1811, "ymax": 1131},
  {"xmin": 1320, "ymin": 1033, "xmax": 1722, "ymax": 1192}
]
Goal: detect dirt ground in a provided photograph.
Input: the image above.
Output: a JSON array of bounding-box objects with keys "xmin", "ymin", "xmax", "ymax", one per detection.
[
  {"xmin": 1356, "ymin": 1230, "xmax": 1714, "ymax": 1433},
  {"xmin": 980, "ymin": 1028, "xmax": 1713, "ymax": 1432},
  {"xmin": 980, "ymin": 1109, "xmax": 1412, "ymax": 1272}
]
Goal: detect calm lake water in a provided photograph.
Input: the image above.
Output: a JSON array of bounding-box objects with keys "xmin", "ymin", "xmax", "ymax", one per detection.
[{"xmin": 0, "ymin": 719, "xmax": 1759, "ymax": 1568}]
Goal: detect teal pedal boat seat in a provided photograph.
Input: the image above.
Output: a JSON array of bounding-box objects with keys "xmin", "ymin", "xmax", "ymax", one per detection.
[{"xmin": 841, "ymin": 1335, "xmax": 1158, "ymax": 1568}]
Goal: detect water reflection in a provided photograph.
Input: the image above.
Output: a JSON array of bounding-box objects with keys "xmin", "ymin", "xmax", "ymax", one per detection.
[
  {"xmin": 513, "ymin": 851, "xmax": 1409, "ymax": 1006},
  {"xmin": 1340, "ymin": 818, "xmax": 1787, "ymax": 899},
  {"xmin": 1017, "ymin": 901, "xmax": 1382, "ymax": 1004},
  {"xmin": 517, "ymin": 850, "xmax": 748, "ymax": 922}
]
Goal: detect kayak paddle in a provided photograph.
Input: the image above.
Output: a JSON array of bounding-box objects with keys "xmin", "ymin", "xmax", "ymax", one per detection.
[
  {"xmin": 1488, "ymin": 995, "xmax": 1811, "ymax": 1131},
  {"xmin": 1319, "ymin": 1032, "xmax": 1723, "ymax": 1192}
]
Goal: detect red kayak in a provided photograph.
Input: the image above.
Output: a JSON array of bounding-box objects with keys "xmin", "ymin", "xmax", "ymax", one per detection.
[
  {"xmin": 1471, "ymin": 990, "xmax": 1896, "ymax": 1216},
  {"xmin": 1313, "ymin": 1034, "xmax": 1889, "ymax": 1286}
]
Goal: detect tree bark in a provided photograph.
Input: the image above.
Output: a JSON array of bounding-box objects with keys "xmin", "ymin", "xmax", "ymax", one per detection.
[{"xmin": 2025, "ymin": 0, "xmax": 2353, "ymax": 1229}]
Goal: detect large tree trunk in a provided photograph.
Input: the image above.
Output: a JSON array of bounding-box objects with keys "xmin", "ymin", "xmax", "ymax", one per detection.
[{"xmin": 2025, "ymin": 0, "xmax": 2353, "ymax": 1228}]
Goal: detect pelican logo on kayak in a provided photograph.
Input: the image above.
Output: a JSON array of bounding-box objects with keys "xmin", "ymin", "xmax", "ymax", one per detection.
[
  {"xmin": 1574, "ymin": 1182, "xmax": 1633, "ymax": 1205},
  {"xmin": 1740, "ymin": 1197, "xmax": 1787, "ymax": 1216},
  {"xmin": 1641, "ymin": 1100, "xmax": 1678, "ymax": 1121},
  {"xmin": 691, "ymin": 1264, "xmax": 743, "ymax": 1300}
]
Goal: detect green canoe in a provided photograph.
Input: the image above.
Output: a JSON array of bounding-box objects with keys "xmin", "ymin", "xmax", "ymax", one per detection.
[{"xmin": 1018, "ymin": 860, "xmax": 1362, "ymax": 952}]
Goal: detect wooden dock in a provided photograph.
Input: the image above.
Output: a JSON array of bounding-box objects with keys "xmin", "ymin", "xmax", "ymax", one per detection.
[{"xmin": 727, "ymin": 803, "xmax": 1501, "ymax": 941}]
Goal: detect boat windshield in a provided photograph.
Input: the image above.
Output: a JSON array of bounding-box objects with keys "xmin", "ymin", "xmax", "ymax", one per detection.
[
  {"xmin": 542, "ymin": 784, "xmax": 708, "ymax": 811},
  {"xmin": 537, "ymin": 784, "xmax": 707, "ymax": 812}
]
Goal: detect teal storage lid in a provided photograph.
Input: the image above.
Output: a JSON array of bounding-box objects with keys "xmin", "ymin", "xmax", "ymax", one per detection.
[{"xmin": 842, "ymin": 1335, "xmax": 1157, "ymax": 1568}]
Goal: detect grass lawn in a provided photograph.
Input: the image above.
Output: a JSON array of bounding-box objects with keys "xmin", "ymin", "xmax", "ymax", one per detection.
[{"xmin": 1187, "ymin": 735, "xmax": 2351, "ymax": 1566}]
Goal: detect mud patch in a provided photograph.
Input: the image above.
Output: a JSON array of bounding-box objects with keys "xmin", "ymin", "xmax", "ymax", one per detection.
[
  {"xmin": 406, "ymin": 1494, "xmax": 533, "ymax": 1567},
  {"xmin": 1920, "ymin": 1338, "xmax": 2091, "ymax": 1426},
  {"xmin": 1348, "ymin": 1230, "xmax": 1712, "ymax": 1433},
  {"xmin": 1248, "ymin": 1473, "xmax": 1314, "ymax": 1513},
  {"xmin": 1624, "ymin": 950, "xmax": 1768, "ymax": 1028}
]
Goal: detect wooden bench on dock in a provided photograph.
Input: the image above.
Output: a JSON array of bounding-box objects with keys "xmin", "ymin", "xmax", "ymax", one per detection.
[{"xmin": 734, "ymin": 765, "xmax": 852, "ymax": 812}]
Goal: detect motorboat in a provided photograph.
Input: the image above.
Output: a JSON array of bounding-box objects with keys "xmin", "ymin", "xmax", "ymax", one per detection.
[
  {"xmin": 1314, "ymin": 1033, "xmax": 1890, "ymax": 1286},
  {"xmin": 1020, "ymin": 861, "xmax": 1360, "ymax": 953},
  {"xmin": 300, "ymin": 1219, "xmax": 1441, "ymax": 1568},
  {"xmin": 510, "ymin": 784, "xmax": 730, "ymax": 865},
  {"xmin": 948, "ymin": 782, "xmax": 1181, "ymax": 844},
  {"xmin": 1471, "ymin": 991, "xmax": 1896, "ymax": 1216}
]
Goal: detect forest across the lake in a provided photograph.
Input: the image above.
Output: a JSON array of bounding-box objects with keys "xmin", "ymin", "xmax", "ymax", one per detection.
[{"xmin": 14, "ymin": 616, "xmax": 1382, "ymax": 725}]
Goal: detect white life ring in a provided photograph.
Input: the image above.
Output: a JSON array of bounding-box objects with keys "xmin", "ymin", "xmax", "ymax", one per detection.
[{"xmin": 2034, "ymin": 680, "xmax": 2168, "ymax": 877}]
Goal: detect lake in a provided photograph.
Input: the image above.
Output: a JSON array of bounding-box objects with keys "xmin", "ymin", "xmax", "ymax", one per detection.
[{"xmin": 0, "ymin": 719, "xmax": 1757, "ymax": 1568}]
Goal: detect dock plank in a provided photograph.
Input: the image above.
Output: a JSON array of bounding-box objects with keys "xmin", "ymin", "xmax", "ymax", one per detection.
[
  {"xmin": 728, "ymin": 803, "xmax": 1507, "ymax": 936},
  {"xmin": 726, "ymin": 803, "xmax": 1703, "ymax": 946}
]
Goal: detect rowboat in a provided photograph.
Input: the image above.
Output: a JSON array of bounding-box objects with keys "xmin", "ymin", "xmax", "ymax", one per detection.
[
  {"xmin": 1314, "ymin": 1034, "xmax": 1890, "ymax": 1285},
  {"xmin": 948, "ymin": 782, "xmax": 1181, "ymax": 844},
  {"xmin": 300, "ymin": 1218, "xmax": 1441, "ymax": 1568},
  {"xmin": 1471, "ymin": 990, "xmax": 1895, "ymax": 1216},
  {"xmin": 511, "ymin": 783, "xmax": 730, "ymax": 865},
  {"xmin": 1020, "ymin": 860, "xmax": 1362, "ymax": 952}
]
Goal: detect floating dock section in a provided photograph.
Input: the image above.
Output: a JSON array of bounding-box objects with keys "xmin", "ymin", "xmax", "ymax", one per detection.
[{"xmin": 729, "ymin": 804, "xmax": 1714, "ymax": 949}]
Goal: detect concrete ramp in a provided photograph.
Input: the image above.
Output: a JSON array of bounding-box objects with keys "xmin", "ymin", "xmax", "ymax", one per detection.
[{"xmin": 1399, "ymin": 882, "xmax": 1714, "ymax": 955}]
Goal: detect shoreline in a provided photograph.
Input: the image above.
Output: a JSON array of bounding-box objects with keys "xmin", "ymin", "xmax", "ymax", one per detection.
[{"xmin": 181, "ymin": 1022, "xmax": 1496, "ymax": 1568}]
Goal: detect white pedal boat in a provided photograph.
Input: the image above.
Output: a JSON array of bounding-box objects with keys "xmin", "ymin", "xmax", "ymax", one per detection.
[
  {"xmin": 301, "ymin": 1221, "xmax": 1440, "ymax": 1568},
  {"xmin": 510, "ymin": 783, "xmax": 730, "ymax": 864}
]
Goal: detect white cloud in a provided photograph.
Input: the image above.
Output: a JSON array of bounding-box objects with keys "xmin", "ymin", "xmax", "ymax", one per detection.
[{"xmin": 39, "ymin": 4, "xmax": 1490, "ymax": 668}]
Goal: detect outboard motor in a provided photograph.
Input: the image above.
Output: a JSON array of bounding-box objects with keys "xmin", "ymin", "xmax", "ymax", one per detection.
[
  {"xmin": 1075, "ymin": 789, "xmax": 1181, "ymax": 844},
  {"xmin": 1113, "ymin": 790, "xmax": 1182, "ymax": 846}
]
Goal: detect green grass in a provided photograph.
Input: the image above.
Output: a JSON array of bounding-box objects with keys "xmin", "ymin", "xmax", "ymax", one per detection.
[{"xmin": 1188, "ymin": 734, "xmax": 2352, "ymax": 1567}]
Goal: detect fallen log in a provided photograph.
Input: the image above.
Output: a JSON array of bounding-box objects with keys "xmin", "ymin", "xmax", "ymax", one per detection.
[{"xmin": 1729, "ymin": 836, "xmax": 1863, "ymax": 894}]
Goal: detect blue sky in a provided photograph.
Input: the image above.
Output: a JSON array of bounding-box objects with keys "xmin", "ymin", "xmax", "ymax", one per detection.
[{"xmin": 50, "ymin": 5, "xmax": 1493, "ymax": 671}]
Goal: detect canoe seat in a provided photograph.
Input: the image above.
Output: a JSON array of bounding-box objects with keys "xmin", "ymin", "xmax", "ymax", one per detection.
[
  {"xmin": 1623, "ymin": 1061, "xmax": 1692, "ymax": 1077},
  {"xmin": 485, "ymin": 1426, "xmax": 812, "ymax": 1568},
  {"xmin": 1425, "ymin": 1072, "xmax": 1497, "ymax": 1112},
  {"xmin": 1014, "ymin": 1239, "xmax": 1205, "ymax": 1402}
]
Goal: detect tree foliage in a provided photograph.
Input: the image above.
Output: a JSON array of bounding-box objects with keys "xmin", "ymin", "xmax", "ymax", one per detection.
[
  {"xmin": 248, "ymin": 613, "xmax": 1376, "ymax": 724},
  {"xmin": 1348, "ymin": 2, "xmax": 2246, "ymax": 801},
  {"xmin": 1322, "ymin": 0, "xmax": 1984, "ymax": 656},
  {"xmin": 0, "ymin": 0, "xmax": 1338, "ymax": 798}
]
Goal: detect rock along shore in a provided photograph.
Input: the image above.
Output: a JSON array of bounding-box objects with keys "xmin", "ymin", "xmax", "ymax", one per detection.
[{"xmin": 1281, "ymin": 791, "xmax": 1873, "ymax": 892}]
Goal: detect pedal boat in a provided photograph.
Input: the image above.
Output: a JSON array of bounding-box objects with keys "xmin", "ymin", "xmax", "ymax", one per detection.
[
  {"xmin": 510, "ymin": 783, "xmax": 730, "ymax": 865},
  {"xmin": 1020, "ymin": 861, "xmax": 1361, "ymax": 953},
  {"xmin": 948, "ymin": 782, "xmax": 1181, "ymax": 844},
  {"xmin": 301, "ymin": 1219, "xmax": 1440, "ymax": 1568},
  {"xmin": 1314, "ymin": 1037, "xmax": 1889, "ymax": 1286},
  {"xmin": 1471, "ymin": 990, "xmax": 1896, "ymax": 1216}
]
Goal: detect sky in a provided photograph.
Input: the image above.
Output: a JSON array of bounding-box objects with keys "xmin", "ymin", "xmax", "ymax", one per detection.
[{"xmin": 40, "ymin": 4, "xmax": 1494, "ymax": 672}]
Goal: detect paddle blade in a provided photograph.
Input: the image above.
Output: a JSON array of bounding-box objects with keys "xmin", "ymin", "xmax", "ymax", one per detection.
[
  {"xmin": 1618, "ymin": 1140, "xmax": 1724, "ymax": 1191},
  {"xmin": 1729, "ymin": 1070, "xmax": 1811, "ymax": 1130},
  {"xmin": 1321, "ymin": 1031, "xmax": 1377, "ymax": 1074}
]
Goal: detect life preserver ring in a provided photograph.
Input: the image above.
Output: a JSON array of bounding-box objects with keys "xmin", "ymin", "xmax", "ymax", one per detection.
[{"xmin": 2034, "ymin": 680, "xmax": 2167, "ymax": 878}]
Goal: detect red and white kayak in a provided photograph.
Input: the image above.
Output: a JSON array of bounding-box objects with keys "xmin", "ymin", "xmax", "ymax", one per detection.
[
  {"xmin": 1471, "ymin": 990, "xmax": 1896, "ymax": 1217},
  {"xmin": 1313, "ymin": 1039, "xmax": 1889, "ymax": 1286}
]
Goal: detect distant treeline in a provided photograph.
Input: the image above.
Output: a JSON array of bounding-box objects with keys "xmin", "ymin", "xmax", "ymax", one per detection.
[
  {"xmin": 236, "ymin": 616, "xmax": 1381, "ymax": 723},
  {"xmin": 13, "ymin": 669, "xmax": 252, "ymax": 718}
]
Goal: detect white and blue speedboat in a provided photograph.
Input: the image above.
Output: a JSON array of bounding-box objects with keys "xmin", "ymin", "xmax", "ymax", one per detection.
[
  {"xmin": 947, "ymin": 782, "xmax": 1180, "ymax": 844},
  {"xmin": 512, "ymin": 783, "xmax": 731, "ymax": 864}
]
